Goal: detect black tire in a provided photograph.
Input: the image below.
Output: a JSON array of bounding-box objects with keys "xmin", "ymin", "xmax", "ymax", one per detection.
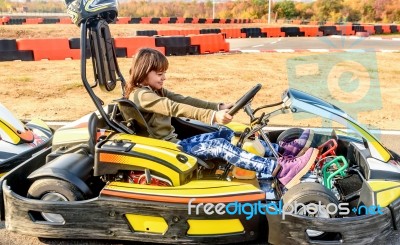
[
  {"xmin": 27, "ymin": 178, "xmax": 84, "ymax": 201},
  {"xmin": 276, "ymin": 127, "xmax": 304, "ymax": 144},
  {"xmin": 282, "ymin": 182, "xmax": 339, "ymax": 240}
]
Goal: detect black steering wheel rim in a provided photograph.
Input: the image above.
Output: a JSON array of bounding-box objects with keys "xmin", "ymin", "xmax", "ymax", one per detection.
[{"xmin": 227, "ymin": 84, "xmax": 262, "ymax": 116}]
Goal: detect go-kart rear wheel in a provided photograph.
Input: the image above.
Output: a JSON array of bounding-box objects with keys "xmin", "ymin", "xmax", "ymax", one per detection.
[
  {"xmin": 276, "ymin": 127, "xmax": 303, "ymax": 144},
  {"xmin": 282, "ymin": 182, "xmax": 339, "ymax": 240},
  {"xmin": 27, "ymin": 178, "xmax": 84, "ymax": 223}
]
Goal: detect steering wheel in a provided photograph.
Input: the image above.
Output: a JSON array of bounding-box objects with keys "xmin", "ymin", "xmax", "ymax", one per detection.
[{"xmin": 227, "ymin": 83, "xmax": 262, "ymax": 116}]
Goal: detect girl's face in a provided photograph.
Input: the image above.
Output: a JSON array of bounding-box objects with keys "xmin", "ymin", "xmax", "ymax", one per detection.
[{"xmin": 142, "ymin": 70, "xmax": 166, "ymax": 90}]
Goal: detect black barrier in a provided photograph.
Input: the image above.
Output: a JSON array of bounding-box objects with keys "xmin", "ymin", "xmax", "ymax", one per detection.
[
  {"xmin": 241, "ymin": 28, "xmax": 264, "ymax": 38},
  {"xmin": 281, "ymin": 27, "xmax": 304, "ymax": 37},
  {"xmin": 136, "ymin": 30, "xmax": 158, "ymax": 36},
  {"xmin": 0, "ymin": 50, "xmax": 33, "ymax": 61},
  {"xmin": 129, "ymin": 17, "xmax": 141, "ymax": 24},
  {"xmin": 184, "ymin": 18, "xmax": 193, "ymax": 23},
  {"xmin": 7, "ymin": 18, "xmax": 25, "ymax": 25},
  {"xmin": 115, "ymin": 47, "xmax": 127, "ymax": 57},
  {"xmin": 374, "ymin": 25, "xmax": 383, "ymax": 34},
  {"xmin": 198, "ymin": 18, "xmax": 206, "ymax": 23},
  {"xmin": 200, "ymin": 29, "xmax": 221, "ymax": 34},
  {"xmin": 0, "ymin": 39, "xmax": 17, "ymax": 51},
  {"xmin": 390, "ymin": 25, "xmax": 399, "ymax": 33},
  {"xmin": 225, "ymin": 19, "xmax": 231, "ymax": 23},
  {"xmin": 169, "ymin": 17, "xmax": 177, "ymax": 23},
  {"xmin": 352, "ymin": 25, "xmax": 365, "ymax": 32},
  {"xmin": 212, "ymin": 19, "xmax": 220, "ymax": 23},
  {"xmin": 150, "ymin": 17, "xmax": 160, "ymax": 24},
  {"xmin": 155, "ymin": 36, "xmax": 198, "ymax": 56},
  {"xmin": 319, "ymin": 26, "xmax": 341, "ymax": 36},
  {"xmin": 42, "ymin": 18, "xmax": 60, "ymax": 24}
]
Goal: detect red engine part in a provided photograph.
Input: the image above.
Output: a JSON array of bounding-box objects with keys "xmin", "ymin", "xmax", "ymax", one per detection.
[
  {"xmin": 311, "ymin": 139, "xmax": 338, "ymax": 171},
  {"xmin": 127, "ymin": 171, "xmax": 171, "ymax": 186}
]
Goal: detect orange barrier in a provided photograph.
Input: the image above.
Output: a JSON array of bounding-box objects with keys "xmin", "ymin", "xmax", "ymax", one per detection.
[
  {"xmin": 205, "ymin": 18, "xmax": 213, "ymax": 24},
  {"xmin": 192, "ymin": 18, "xmax": 199, "ymax": 24},
  {"xmin": 382, "ymin": 25, "xmax": 392, "ymax": 33},
  {"xmin": 116, "ymin": 17, "xmax": 131, "ymax": 24},
  {"xmin": 160, "ymin": 17, "xmax": 170, "ymax": 24},
  {"xmin": 140, "ymin": 17, "xmax": 151, "ymax": 24},
  {"xmin": 220, "ymin": 28, "xmax": 242, "ymax": 38},
  {"xmin": 261, "ymin": 27, "xmax": 285, "ymax": 37},
  {"xmin": 362, "ymin": 25, "xmax": 375, "ymax": 35},
  {"xmin": 23, "ymin": 18, "xmax": 43, "ymax": 24},
  {"xmin": 58, "ymin": 17, "xmax": 73, "ymax": 24},
  {"xmin": 189, "ymin": 33, "xmax": 229, "ymax": 54},
  {"xmin": 157, "ymin": 29, "xmax": 181, "ymax": 36},
  {"xmin": 398, "ymin": 25, "xmax": 400, "ymax": 32},
  {"xmin": 299, "ymin": 26, "xmax": 323, "ymax": 37},
  {"xmin": 179, "ymin": 29, "xmax": 200, "ymax": 35},
  {"xmin": 219, "ymin": 19, "xmax": 226, "ymax": 24},
  {"xmin": 113, "ymin": 36, "xmax": 164, "ymax": 57},
  {"xmin": 176, "ymin": 17, "xmax": 185, "ymax": 24},
  {"xmin": 16, "ymin": 38, "xmax": 80, "ymax": 61},
  {"xmin": 1, "ymin": 16, "xmax": 10, "ymax": 24},
  {"xmin": 336, "ymin": 25, "xmax": 354, "ymax": 35}
]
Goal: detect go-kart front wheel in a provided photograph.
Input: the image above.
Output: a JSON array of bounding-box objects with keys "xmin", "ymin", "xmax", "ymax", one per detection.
[
  {"xmin": 27, "ymin": 178, "xmax": 84, "ymax": 223},
  {"xmin": 282, "ymin": 182, "xmax": 339, "ymax": 240}
]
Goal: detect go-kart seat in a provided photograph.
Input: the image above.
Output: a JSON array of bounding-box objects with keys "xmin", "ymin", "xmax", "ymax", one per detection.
[{"xmin": 114, "ymin": 98, "xmax": 154, "ymax": 137}]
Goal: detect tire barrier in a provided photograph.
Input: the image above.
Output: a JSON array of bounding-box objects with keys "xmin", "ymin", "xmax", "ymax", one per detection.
[
  {"xmin": 200, "ymin": 28, "xmax": 221, "ymax": 34},
  {"xmin": 319, "ymin": 26, "xmax": 341, "ymax": 36},
  {"xmin": 113, "ymin": 36, "xmax": 164, "ymax": 57},
  {"xmin": 281, "ymin": 27, "xmax": 305, "ymax": 37},
  {"xmin": 241, "ymin": 28, "xmax": 265, "ymax": 38},
  {"xmin": 261, "ymin": 27, "xmax": 286, "ymax": 37},
  {"xmin": 189, "ymin": 33, "xmax": 229, "ymax": 54},
  {"xmin": 0, "ymin": 39, "xmax": 33, "ymax": 61},
  {"xmin": 155, "ymin": 36, "xmax": 199, "ymax": 56},
  {"xmin": 299, "ymin": 26, "xmax": 323, "ymax": 37},
  {"xmin": 17, "ymin": 38, "xmax": 80, "ymax": 61}
]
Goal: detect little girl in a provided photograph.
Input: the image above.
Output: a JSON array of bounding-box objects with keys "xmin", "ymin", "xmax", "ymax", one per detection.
[{"xmin": 124, "ymin": 48, "xmax": 318, "ymax": 189}]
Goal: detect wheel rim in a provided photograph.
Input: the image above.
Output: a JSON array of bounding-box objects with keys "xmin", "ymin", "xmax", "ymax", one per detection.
[
  {"xmin": 41, "ymin": 192, "xmax": 68, "ymax": 223},
  {"xmin": 297, "ymin": 203, "xmax": 331, "ymax": 237}
]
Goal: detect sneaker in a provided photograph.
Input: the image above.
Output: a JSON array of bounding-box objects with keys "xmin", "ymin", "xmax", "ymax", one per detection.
[
  {"xmin": 277, "ymin": 147, "xmax": 318, "ymax": 189},
  {"xmin": 280, "ymin": 129, "xmax": 314, "ymax": 157}
]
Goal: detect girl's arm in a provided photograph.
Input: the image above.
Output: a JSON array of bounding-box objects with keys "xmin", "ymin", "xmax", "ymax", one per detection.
[
  {"xmin": 163, "ymin": 88, "xmax": 220, "ymax": 110},
  {"xmin": 134, "ymin": 89, "xmax": 216, "ymax": 125}
]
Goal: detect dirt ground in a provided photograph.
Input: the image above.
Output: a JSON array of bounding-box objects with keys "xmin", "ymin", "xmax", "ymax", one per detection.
[{"xmin": 0, "ymin": 52, "xmax": 399, "ymax": 131}]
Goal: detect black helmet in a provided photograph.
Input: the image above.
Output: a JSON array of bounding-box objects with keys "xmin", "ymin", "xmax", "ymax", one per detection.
[{"xmin": 65, "ymin": 0, "xmax": 118, "ymax": 26}]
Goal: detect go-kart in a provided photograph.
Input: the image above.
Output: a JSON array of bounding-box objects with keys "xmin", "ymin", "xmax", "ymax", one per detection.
[
  {"xmin": 0, "ymin": 102, "xmax": 53, "ymax": 178},
  {"xmin": 1, "ymin": 3, "xmax": 399, "ymax": 245}
]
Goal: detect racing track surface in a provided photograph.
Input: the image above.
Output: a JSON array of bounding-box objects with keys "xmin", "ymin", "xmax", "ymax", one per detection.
[{"xmin": 227, "ymin": 36, "xmax": 400, "ymax": 52}]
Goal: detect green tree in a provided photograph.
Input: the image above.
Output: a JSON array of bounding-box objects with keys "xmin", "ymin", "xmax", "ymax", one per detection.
[
  {"xmin": 314, "ymin": 0, "xmax": 343, "ymax": 21},
  {"xmin": 273, "ymin": 0, "xmax": 297, "ymax": 20}
]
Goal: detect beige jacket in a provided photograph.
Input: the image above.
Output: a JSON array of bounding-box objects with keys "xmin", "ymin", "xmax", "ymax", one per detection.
[{"xmin": 132, "ymin": 86, "xmax": 219, "ymax": 142}]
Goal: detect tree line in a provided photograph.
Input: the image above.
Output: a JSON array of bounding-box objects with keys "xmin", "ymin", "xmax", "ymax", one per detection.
[{"xmin": 1, "ymin": 0, "xmax": 399, "ymax": 23}]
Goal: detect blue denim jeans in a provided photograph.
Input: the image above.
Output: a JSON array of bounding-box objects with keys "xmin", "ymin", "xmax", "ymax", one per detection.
[{"xmin": 179, "ymin": 128, "xmax": 279, "ymax": 174}]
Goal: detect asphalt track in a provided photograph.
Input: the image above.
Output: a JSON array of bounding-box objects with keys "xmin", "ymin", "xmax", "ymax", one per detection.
[
  {"xmin": 227, "ymin": 36, "xmax": 400, "ymax": 53},
  {"xmin": 1, "ymin": 37, "xmax": 400, "ymax": 244}
]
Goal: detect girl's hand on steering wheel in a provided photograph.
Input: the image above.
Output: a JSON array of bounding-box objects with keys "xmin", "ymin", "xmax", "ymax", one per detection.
[{"xmin": 214, "ymin": 109, "xmax": 233, "ymax": 125}]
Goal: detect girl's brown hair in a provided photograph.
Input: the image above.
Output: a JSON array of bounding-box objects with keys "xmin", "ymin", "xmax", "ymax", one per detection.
[{"xmin": 124, "ymin": 48, "xmax": 169, "ymax": 98}]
